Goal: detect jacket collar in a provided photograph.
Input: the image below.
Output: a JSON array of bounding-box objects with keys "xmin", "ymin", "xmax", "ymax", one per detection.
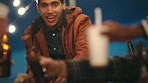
[{"xmin": 62, "ymin": 6, "xmax": 82, "ymax": 29}]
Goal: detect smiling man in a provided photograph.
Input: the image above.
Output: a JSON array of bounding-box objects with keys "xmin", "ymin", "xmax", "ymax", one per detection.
[
  {"xmin": 15, "ymin": 0, "xmax": 92, "ymax": 83},
  {"xmin": 28, "ymin": 0, "xmax": 92, "ymax": 61},
  {"xmin": 37, "ymin": 0, "xmax": 65, "ymax": 29}
]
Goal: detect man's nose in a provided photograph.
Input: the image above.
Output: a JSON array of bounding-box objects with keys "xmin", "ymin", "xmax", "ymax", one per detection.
[{"xmin": 46, "ymin": 6, "xmax": 54, "ymax": 13}]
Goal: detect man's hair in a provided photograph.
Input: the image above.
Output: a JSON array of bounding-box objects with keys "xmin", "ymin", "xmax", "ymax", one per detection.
[{"xmin": 35, "ymin": 0, "xmax": 65, "ymax": 4}]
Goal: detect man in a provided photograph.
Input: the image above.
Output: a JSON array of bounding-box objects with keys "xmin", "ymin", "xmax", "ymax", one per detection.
[
  {"xmin": 26, "ymin": 0, "xmax": 92, "ymax": 59},
  {"xmin": 38, "ymin": 20, "xmax": 148, "ymax": 83},
  {"xmin": 16, "ymin": 0, "xmax": 92, "ymax": 82}
]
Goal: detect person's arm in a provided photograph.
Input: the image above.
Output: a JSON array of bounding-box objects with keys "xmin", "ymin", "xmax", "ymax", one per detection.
[
  {"xmin": 66, "ymin": 56, "xmax": 142, "ymax": 83},
  {"xmin": 102, "ymin": 20, "xmax": 147, "ymax": 42},
  {"xmin": 38, "ymin": 54, "xmax": 143, "ymax": 83}
]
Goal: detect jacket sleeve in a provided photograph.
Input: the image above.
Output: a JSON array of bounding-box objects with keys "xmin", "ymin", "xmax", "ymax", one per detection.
[
  {"xmin": 22, "ymin": 26, "xmax": 35, "ymax": 76},
  {"xmin": 66, "ymin": 55, "xmax": 142, "ymax": 83},
  {"xmin": 22, "ymin": 26, "xmax": 33, "ymax": 75},
  {"xmin": 73, "ymin": 14, "xmax": 92, "ymax": 59}
]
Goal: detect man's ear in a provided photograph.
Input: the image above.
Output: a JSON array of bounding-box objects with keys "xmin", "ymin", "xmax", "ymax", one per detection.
[{"xmin": 62, "ymin": 2, "xmax": 66, "ymax": 10}]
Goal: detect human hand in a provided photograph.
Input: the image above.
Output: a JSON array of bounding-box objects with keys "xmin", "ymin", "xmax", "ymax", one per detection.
[
  {"xmin": 14, "ymin": 73, "xmax": 35, "ymax": 83},
  {"xmin": 102, "ymin": 20, "xmax": 133, "ymax": 41},
  {"xmin": 39, "ymin": 56, "xmax": 67, "ymax": 81},
  {"xmin": 54, "ymin": 76, "xmax": 67, "ymax": 83}
]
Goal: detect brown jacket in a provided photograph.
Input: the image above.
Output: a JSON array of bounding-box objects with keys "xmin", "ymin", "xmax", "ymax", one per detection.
[{"xmin": 24, "ymin": 6, "xmax": 92, "ymax": 60}]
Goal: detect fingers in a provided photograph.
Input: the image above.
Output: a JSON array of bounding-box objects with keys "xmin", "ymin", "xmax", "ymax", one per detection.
[
  {"xmin": 39, "ymin": 56, "xmax": 53, "ymax": 66},
  {"xmin": 100, "ymin": 25, "xmax": 110, "ymax": 35},
  {"xmin": 39, "ymin": 56, "xmax": 59, "ymax": 78},
  {"xmin": 14, "ymin": 73, "xmax": 34, "ymax": 83},
  {"xmin": 39, "ymin": 56, "xmax": 67, "ymax": 82},
  {"xmin": 54, "ymin": 76, "xmax": 67, "ymax": 83}
]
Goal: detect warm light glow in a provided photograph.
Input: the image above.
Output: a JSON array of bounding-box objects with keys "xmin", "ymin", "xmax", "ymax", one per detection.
[
  {"xmin": 3, "ymin": 35, "xmax": 8, "ymax": 40},
  {"xmin": 2, "ymin": 34, "xmax": 8, "ymax": 43},
  {"xmin": 13, "ymin": 0, "xmax": 20, "ymax": 7},
  {"xmin": 9, "ymin": 24, "xmax": 16, "ymax": 33},
  {"xmin": 3, "ymin": 51, "xmax": 8, "ymax": 55},
  {"xmin": 3, "ymin": 44, "xmax": 9, "ymax": 50},
  {"xmin": 18, "ymin": 7, "xmax": 26, "ymax": 15}
]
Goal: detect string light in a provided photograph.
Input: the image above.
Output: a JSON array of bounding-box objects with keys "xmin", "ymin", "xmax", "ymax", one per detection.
[
  {"xmin": 9, "ymin": 0, "xmax": 35, "ymax": 34},
  {"xmin": 17, "ymin": 0, "xmax": 34, "ymax": 16},
  {"xmin": 8, "ymin": 24, "xmax": 16, "ymax": 33},
  {"xmin": 13, "ymin": 0, "xmax": 20, "ymax": 7},
  {"xmin": 18, "ymin": 7, "xmax": 26, "ymax": 15}
]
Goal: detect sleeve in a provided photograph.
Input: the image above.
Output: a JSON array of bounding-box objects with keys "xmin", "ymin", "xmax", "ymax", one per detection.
[
  {"xmin": 22, "ymin": 25, "xmax": 33, "ymax": 75},
  {"xmin": 66, "ymin": 56, "xmax": 142, "ymax": 83},
  {"xmin": 141, "ymin": 19, "xmax": 148, "ymax": 38}
]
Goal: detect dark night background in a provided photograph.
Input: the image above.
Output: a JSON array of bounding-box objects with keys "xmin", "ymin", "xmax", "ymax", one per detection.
[{"xmin": 0, "ymin": 0, "xmax": 148, "ymax": 82}]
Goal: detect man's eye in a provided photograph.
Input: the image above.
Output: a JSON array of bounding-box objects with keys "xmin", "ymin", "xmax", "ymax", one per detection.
[
  {"xmin": 40, "ymin": 4, "xmax": 47, "ymax": 8},
  {"xmin": 52, "ymin": 3, "xmax": 59, "ymax": 7}
]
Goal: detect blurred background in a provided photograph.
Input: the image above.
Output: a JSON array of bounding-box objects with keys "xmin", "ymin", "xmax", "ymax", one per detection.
[{"xmin": 0, "ymin": 0, "xmax": 148, "ymax": 82}]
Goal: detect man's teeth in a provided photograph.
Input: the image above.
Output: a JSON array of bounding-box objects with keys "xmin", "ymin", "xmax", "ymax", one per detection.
[{"xmin": 46, "ymin": 16, "xmax": 54, "ymax": 19}]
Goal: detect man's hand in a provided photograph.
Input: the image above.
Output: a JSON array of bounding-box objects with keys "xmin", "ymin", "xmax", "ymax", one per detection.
[
  {"xmin": 39, "ymin": 56, "xmax": 67, "ymax": 83},
  {"xmin": 102, "ymin": 20, "xmax": 142, "ymax": 42},
  {"xmin": 54, "ymin": 76, "xmax": 67, "ymax": 83},
  {"xmin": 14, "ymin": 73, "xmax": 35, "ymax": 83},
  {"xmin": 102, "ymin": 21, "xmax": 130, "ymax": 41}
]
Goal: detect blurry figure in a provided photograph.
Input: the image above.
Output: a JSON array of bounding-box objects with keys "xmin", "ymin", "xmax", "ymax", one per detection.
[
  {"xmin": 0, "ymin": 3, "xmax": 12, "ymax": 77},
  {"xmin": 0, "ymin": 3, "xmax": 9, "ymax": 37},
  {"xmin": 39, "ymin": 20, "xmax": 148, "ymax": 83}
]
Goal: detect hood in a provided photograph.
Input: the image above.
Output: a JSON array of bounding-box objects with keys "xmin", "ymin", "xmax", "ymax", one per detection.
[
  {"xmin": 62, "ymin": 6, "xmax": 82, "ymax": 28},
  {"xmin": 66, "ymin": 6, "xmax": 82, "ymax": 19}
]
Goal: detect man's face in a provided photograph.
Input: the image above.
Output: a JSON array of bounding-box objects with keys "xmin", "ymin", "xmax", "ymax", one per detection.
[{"xmin": 37, "ymin": 0, "xmax": 65, "ymax": 29}]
